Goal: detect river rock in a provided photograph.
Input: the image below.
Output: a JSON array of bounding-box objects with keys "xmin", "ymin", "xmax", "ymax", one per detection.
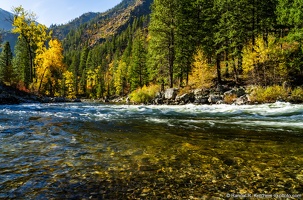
[
  {"xmin": 153, "ymin": 97, "xmax": 163, "ymax": 105},
  {"xmin": 208, "ymin": 95, "xmax": 223, "ymax": 104},
  {"xmin": 194, "ymin": 96, "xmax": 209, "ymax": 104},
  {"xmin": 176, "ymin": 93, "xmax": 195, "ymax": 104},
  {"xmin": 235, "ymin": 95, "xmax": 250, "ymax": 105},
  {"xmin": 164, "ymin": 88, "xmax": 178, "ymax": 100},
  {"xmin": 224, "ymin": 87, "xmax": 246, "ymax": 98}
]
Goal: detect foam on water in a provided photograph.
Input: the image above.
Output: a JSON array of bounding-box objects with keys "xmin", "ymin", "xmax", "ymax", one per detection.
[{"xmin": 1, "ymin": 102, "xmax": 303, "ymax": 133}]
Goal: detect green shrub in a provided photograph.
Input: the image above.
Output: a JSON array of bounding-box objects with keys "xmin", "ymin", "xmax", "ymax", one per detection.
[
  {"xmin": 129, "ymin": 84, "xmax": 160, "ymax": 104},
  {"xmin": 249, "ymin": 85, "xmax": 289, "ymax": 103},
  {"xmin": 290, "ymin": 87, "xmax": 303, "ymax": 103}
]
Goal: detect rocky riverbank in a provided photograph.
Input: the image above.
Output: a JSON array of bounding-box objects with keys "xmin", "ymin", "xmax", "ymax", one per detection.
[
  {"xmin": 0, "ymin": 83, "xmax": 80, "ymax": 105},
  {"xmin": 152, "ymin": 86, "xmax": 250, "ymax": 105},
  {"xmin": 150, "ymin": 85, "xmax": 250, "ymax": 106},
  {"xmin": 1, "ymin": 82, "xmax": 300, "ymax": 106},
  {"xmin": 0, "ymin": 83, "xmax": 40, "ymax": 104},
  {"xmin": 100, "ymin": 84, "xmax": 295, "ymax": 105}
]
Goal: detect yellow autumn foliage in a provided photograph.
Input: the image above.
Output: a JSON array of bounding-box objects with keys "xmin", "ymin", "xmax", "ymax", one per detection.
[
  {"xmin": 188, "ymin": 48, "xmax": 216, "ymax": 88},
  {"xmin": 62, "ymin": 70, "xmax": 76, "ymax": 99},
  {"xmin": 130, "ymin": 84, "xmax": 160, "ymax": 104},
  {"xmin": 242, "ymin": 35, "xmax": 288, "ymax": 85},
  {"xmin": 34, "ymin": 39, "xmax": 65, "ymax": 96},
  {"xmin": 114, "ymin": 60, "xmax": 129, "ymax": 95}
]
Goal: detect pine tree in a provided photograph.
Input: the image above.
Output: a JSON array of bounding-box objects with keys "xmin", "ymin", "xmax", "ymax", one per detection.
[
  {"xmin": 129, "ymin": 29, "xmax": 148, "ymax": 91},
  {"xmin": 13, "ymin": 37, "xmax": 31, "ymax": 87},
  {"xmin": 0, "ymin": 42, "xmax": 13, "ymax": 84},
  {"xmin": 175, "ymin": 0, "xmax": 198, "ymax": 86},
  {"xmin": 148, "ymin": 0, "xmax": 179, "ymax": 88},
  {"xmin": 69, "ymin": 51, "xmax": 81, "ymax": 95},
  {"xmin": 79, "ymin": 46, "xmax": 89, "ymax": 95}
]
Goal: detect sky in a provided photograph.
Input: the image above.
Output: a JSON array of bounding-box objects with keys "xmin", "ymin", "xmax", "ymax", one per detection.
[{"xmin": 1, "ymin": 0, "xmax": 122, "ymax": 27}]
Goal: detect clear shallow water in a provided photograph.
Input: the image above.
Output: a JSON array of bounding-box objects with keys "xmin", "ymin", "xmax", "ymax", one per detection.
[{"xmin": 0, "ymin": 102, "xmax": 303, "ymax": 199}]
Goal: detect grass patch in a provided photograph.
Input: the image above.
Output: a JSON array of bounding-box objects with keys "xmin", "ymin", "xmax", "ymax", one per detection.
[
  {"xmin": 129, "ymin": 84, "xmax": 160, "ymax": 104},
  {"xmin": 290, "ymin": 87, "xmax": 303, "ymax": 103},
  {"xmin": 248, "ymin": 85, "xmax": 290, "ymax": 103}
]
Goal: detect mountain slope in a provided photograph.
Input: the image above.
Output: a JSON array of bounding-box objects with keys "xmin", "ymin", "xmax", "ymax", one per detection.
[
  {"xmin": 53, "ymin": 0, "xmax": 152, "ymax": 48},
  {"xmin": 88, "ymin": 0, "xmax": 152, "ymax": 45},
  {"xmin": 0, "ymin": 8, "xmax": 13, "ymax": 31},
  {"xmin": 51, "ymin": 12, "xmax": 99, "ymax": 40},
  {"xmin": 0, "ymin": 8, "xmax": 17, "ymax": 52}
]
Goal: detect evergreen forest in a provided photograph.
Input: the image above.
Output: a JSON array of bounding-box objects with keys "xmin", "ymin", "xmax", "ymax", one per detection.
[{"xmin": 1, "ymin": 0, "xmax": 303, "ymax": 103}]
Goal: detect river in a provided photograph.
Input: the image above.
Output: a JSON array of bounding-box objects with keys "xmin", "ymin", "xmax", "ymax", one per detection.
[{"xmin": 0, "ymin": 102, "xmax": 303, "ymax": 199}]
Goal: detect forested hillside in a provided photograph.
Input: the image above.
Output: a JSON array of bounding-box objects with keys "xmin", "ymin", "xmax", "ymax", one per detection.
[
  {"xmin": 1, "ymin": 0, "xmax": 303, "ymax": 103},
  {"xmin": 61, "ymin": 0, "xmax": 303, "ymax": 101}
]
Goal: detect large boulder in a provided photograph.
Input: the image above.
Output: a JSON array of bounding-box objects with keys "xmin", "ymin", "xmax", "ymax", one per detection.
[
  {"xmin": 164, "ymin": 88, "xmax": 178, "ymax": 100},
  {"xmin": 176, "ymin": 93, "xmax": 195, "ymax": 104}
]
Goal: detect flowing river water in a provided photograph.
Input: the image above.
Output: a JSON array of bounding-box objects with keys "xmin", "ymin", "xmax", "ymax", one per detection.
[{"xmin": 0, "ymin": 102, "xmax": 303, "ymax": 199}]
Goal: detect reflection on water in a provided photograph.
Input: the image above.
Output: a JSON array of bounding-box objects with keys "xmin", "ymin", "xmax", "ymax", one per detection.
[{"xmin": 0, "ymin": 103, "xmax": 303, "ymax": 199}]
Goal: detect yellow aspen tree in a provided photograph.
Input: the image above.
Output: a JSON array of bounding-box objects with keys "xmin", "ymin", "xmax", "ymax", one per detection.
[
  {"xmin": 35, "ymin": 39, "xmax": 65, "ymax": 96},
  {"xmin": 62, "ymin": 70, "xmax": 76, "ymax": 99},
  {"xmin": 189, "ymin": 48, "xmax": 216, "ymax": 88}
]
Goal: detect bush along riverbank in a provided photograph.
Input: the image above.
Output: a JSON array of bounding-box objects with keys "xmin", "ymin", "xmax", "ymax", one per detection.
[{"xmin": 126, "ymin": 84, "xmax": 303, "ymax": 105}]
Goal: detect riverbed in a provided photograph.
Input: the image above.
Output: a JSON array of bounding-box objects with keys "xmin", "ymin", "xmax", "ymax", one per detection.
[{"xmin": 0, "ymin": 102, "xmax": 303, "ymax": 199}]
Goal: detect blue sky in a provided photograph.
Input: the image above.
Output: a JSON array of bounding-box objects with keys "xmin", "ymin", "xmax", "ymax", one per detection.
[{"xmin": 1, "ymin": 0, "xmax": 122, "ymax": 27}]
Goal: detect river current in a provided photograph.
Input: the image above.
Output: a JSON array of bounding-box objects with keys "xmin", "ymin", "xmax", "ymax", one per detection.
[{"xmin": 0, "ymin": 102, "xmax": 303, "ymax": 199}]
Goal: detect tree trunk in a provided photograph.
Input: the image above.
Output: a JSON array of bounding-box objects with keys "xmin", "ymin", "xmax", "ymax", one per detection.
[
  {"xmin": 216, "ymin": 55, "xmax": 222, "ymax": 84},
  {"xmin": 169, "ymin": 28, "xmax": 175, "ymax": 88},
  {"xmin": 38, "ymin": 67, "xmax": 48, "ymax": 94},
  {"xmin": 233, "ymin": 57, "xmax": 238, "ymax": 83}
]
